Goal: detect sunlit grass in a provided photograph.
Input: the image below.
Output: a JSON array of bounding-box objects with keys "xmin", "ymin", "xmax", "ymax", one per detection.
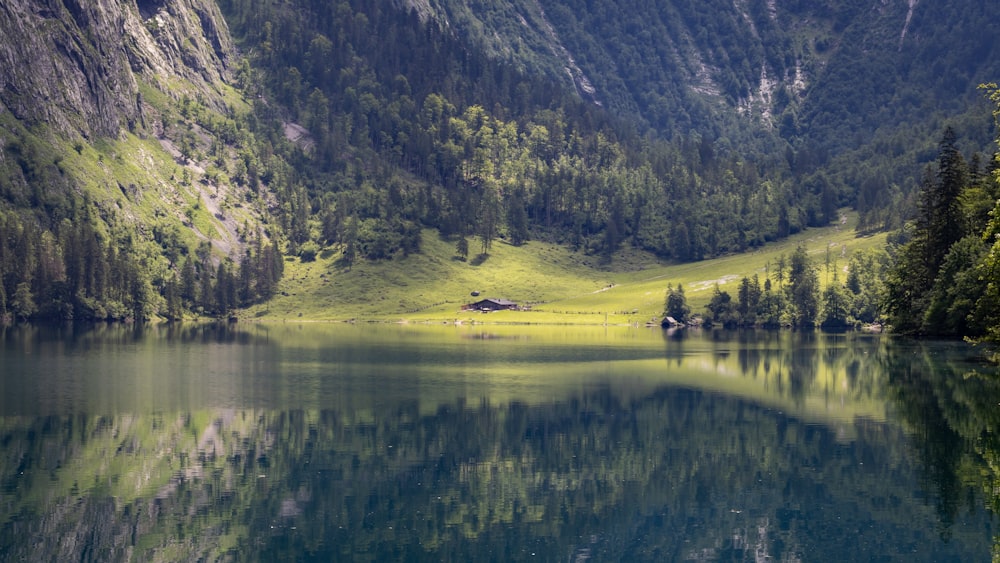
[{"xmin": 253, "ymin": 210, "xmax": 887, "ymax": 324}]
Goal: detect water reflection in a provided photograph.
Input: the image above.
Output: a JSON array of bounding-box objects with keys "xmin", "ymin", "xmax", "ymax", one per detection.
[{"xmin": 0, "ymin": 325, "xmax": 997, "ymax": 561}]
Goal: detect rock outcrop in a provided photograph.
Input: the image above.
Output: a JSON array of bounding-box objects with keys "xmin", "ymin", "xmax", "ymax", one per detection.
[{"xmin": 0, "ymin": 0, "xmax": 232, "ymax": 139}]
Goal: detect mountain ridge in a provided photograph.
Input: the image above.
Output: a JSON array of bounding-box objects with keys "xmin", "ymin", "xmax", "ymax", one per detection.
[{"xmin": 0, "ymin": 0, "xmax": 997, "ymax": 322}]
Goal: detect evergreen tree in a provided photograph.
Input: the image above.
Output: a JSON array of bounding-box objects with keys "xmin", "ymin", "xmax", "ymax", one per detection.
[
  {"xmin": 922, "ymin": 235, "xmax": 985, "ymax": 335},
  {"xmin": 845, "ymin": 248, "xmax": 888, "ymax": 324},
  {"xmin": 924, "ymin": 128, "xmax": 969, "ymax": 273},
  {"xmin": 885, "ymin": 128, "xmax": 972, "ymax": 334},
  {"xmin": 706, "ymin": 286, "xmax": 739, "ymax": 328},
  {"xmin": 756, "ymin": 279, "xmax": 787, "ymax": 328},
  {"xmin": 820, "ymin": 274, "xmax": 851, "ymax": 329},
  {"xmin": 198, "ymin": 258, "xmax": 215, "ymax": 314},
  {"xmin": 737, "ymin": 275, "xmax": 761, "ymax": 325},
  {"xmin": 456, "ymin": 236, "xmax": 469, "ymax": 261},
  {"xmin": 164, "ymin": 272, "xmax": 182, "ymax": 321},
  {"xmin": 12, "ymin": 282, "xmax": 35, "ymax": 321},
  {"xmin": 180, "ymin": 256, "xmax": 197, "ymax": 306},
  {"xmin": 787, "ymin": 246, "xmax": 819, "ymax": 327},
  {"xmin": 663, "ymin": 284, "xmax": 690, "ymax": 323}
]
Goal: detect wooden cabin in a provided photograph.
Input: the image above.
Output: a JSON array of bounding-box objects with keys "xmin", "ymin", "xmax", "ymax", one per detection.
[{"xmin": 464, "ymin": 298, "xmax": 518, "ymax": 311}]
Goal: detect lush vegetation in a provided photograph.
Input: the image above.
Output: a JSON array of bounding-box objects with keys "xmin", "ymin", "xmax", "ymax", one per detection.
[
  {"xmin": 0, "ymin": 115, "xmax": 285, "ymax": 322},
  {"xmin": 418, "ymin": 0, "xmax": 1000, "ymax": 233},
  {"xmin": 883, "ymin": 89, "xmax": 1000, "ymax": 340},
  {"xmin": 217, "ymin": 0, "xmax": 842, "ymax": 266},
  {"xmin": 1, "ymin": 0, "xmax": 999, "ymax": 334}
]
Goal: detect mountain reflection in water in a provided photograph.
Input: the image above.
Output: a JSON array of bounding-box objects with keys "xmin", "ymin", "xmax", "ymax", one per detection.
[{"xmin": 0, "ymin": 324, "xmax": 997, "ymax": 561}]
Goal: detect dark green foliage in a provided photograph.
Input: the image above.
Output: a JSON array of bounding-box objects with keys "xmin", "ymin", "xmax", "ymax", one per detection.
[
  {"xmin": 702, "ymin": 255, "xmax": 819, "ymax": 329},
  {"xmin": 883, "ymin": 101, "xmax": 1000, "ymax": 339},
  {"xmin": 756, "ymin": 280, "xmax": 787, "ymax": 328},
  {"xmin": 885, "ymin": 129, "xmax": 975, "ymax": 335},
  {"xmin": 922, "ymin": 236, "xmax": 985, "ymax": 335},
  {"xmin": 820, "ymin": 275, "xmax": 851, "ymax": 329},
  {"xmin": 4, "ymin": 0, "xmax": 999, "ymax": 323},
  {"xmin": 705, "ymin": 286, "xmax": 739, "ymax": 328},
  {"xmin": 787, "ymin": 246, "xmax": 820, "ymax": 327},
  {"xmin": 736, "ymin": 275, "xmax": 762, "ymax": 326},
  {"xmin": 0, "ymin": 203, "xmax": 283, "ymax": 322},
  {"xmin": 663, "ymin": 284, "xmax": 690, "ymax": 323},
  {"xmin": 845, "ymin": 248, "xmax": 888, "ymax": 325},
  {"xmin": 214, "ymin": 0, "xmax": 824, "ymax": 265}
]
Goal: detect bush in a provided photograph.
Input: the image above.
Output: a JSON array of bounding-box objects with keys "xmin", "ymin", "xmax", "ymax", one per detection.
[{"xmin": 299, "ymin": 241, "xmax": 320, "ymax": 262}]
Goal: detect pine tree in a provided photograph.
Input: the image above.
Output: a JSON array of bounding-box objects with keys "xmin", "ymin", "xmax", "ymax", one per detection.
[
  {"xmin": 820, "ymin": 274, "xmax": 851, "ymax": 329},
  {"xmin": 923, "ymin": 127, "xmax": 968, "ymax": 273},
  {"xmin": 787, "ymin": 246, "xmax": 819, "ymax": 326},
  {"xmin": 180, "ymin": 256, "xmax": 197, "ymax": 306},
  {"xmin": 663, "ymin": 284, "xmax": 690, "ymax": 323},
  {"xmin": 885, "ymin": 128, "xmax": 970, "ymax": 334}
]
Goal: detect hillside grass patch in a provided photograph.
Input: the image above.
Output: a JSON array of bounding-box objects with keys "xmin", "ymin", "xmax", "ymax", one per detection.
[{"xmin": 250, "ymin": 210, "xmax": 887, "ymax": 324}]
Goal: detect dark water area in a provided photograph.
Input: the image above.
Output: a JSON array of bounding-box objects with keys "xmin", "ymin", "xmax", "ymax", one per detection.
[{"xmin": 1, "ymin": 323, "xmax": 998, "ymax": 561}]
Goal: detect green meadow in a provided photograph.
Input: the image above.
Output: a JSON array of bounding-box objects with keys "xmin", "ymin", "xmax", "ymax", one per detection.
[{"xmin": 249, "ymin": 211, "xmax": 887, "ymax": 324}]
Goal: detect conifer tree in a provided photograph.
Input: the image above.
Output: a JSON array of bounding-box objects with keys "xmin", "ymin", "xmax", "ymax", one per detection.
[
  {"xmin": 663, "ymin": 284, "xmax": 690, "ymax": 323},
  {"xmin": 787, "ymin": 246, "xmax": 819, "ymax": 326},
  {"xmin": 885, "ymin": 128, "xmax": 971, "ymax": 334},
  {"xmin": 12, "ymin": 282, "xmax": 35, "ymax": 321}
]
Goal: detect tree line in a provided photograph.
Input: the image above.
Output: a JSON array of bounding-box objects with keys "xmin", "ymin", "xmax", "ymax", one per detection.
[
  {"xmin": 664, "ymin": 243, "xmax": 887, "ymax": 329},
  {"xmin": 0, "ymin": 197, "xmax": 282, "ymax": 323},
  {"xmin": 883, "ymin": 94, "xmax": 1000, "ymax": 340},
  {"xmin": 660, "ymin": 87, "xmax": 1000, "ymax": 338}
]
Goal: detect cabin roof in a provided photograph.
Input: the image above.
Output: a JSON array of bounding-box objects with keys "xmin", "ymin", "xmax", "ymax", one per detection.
[{"xmin": 477, "ymin": 298, "xmax": 517, "ymax": 306}]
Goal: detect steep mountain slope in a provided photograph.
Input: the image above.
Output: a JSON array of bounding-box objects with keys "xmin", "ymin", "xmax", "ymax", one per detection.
[
  {"xmin": 0, "ymin": 0, "xmax": 997, "ymax": 322},
  {"xmin": 411, "ymin": 0, "xmax": 1000, "ymax": 233},
  {"xmin": 414, "ymin": 0, "xmax": 1000, "ymax": 147},
  {"xmin": 0, "ymin": 0, "xmax": 279, "ymax": 321},
  {"xmin": 0, "ymin": 0, "xmax": 231, "ymax": 138}
]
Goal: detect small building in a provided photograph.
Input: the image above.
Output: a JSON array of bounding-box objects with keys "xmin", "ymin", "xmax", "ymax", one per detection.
[{"xmin": 464, "ymin": 298, "xmax": 518, "ymax": 311}]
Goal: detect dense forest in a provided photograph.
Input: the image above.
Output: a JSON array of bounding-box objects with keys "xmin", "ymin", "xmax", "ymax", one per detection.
[
  {"xmin": 0, "ymin": 0, "xmax": 999, "ymax": 334},
  {"xmin": 884, "ymin": 95, "xmax": 1000, "ymax": 339},
  {"xmin": 218, "ymin": 0, "xmax": 837, "ymax": 263},
  {"xmin": 671, "ymin": 103, "xmax": 1000, "ymax": 338}
]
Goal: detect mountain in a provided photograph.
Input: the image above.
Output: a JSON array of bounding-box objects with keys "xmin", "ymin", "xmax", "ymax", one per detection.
[
  {"xmin": 0, "ymin": 0, "xmax": 279, "ymax": 321},
  {"xmin": 0, "ymin": 0, "xmax": 236, "ymax": 137},
  {"xmin": 0, "ymin": 0, "xmax": 997, "ymax": 321},
  {"xmin": 407, "ymin": 0, "xmax": 1000, "ymax": 220},
  {"xmin": 411, "ymin": 0, "xmax": 1000, "ymax": 139}
]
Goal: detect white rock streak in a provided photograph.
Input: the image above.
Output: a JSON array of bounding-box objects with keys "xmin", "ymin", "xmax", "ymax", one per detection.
[{"xmin": 900, "ymin": 0, "xmax": 918, "ymax": 50}]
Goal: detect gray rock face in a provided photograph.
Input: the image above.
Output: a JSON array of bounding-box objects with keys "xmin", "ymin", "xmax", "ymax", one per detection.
[{"xmin": 0, "ymin": 0, "xmax": 232, "ymax": 139}]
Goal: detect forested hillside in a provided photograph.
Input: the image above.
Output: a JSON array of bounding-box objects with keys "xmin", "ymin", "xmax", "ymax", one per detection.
[
  {"xmin": 414, "ymin": 0, "xmax": 1000, "ymax": 230},
  {"xmin": 0, "ymin": 0, "xmax": 998, "ymax": 325},
  {"xmin": 218, "ymin": 0, "xmax": 841, "ymax": 264},
  {"xmin": 0, "ymin": 0, "xmax": 284, "ymax": 321}
]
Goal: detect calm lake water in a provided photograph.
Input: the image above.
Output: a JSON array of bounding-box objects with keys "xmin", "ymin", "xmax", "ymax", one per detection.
[{"xmin": 1, "ymin": 323, "xmax": 998, "ymax": 561}]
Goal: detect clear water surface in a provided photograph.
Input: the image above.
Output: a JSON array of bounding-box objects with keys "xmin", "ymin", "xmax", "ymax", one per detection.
[{"xmin": 0, "ymin": 323, "xmax": 998, "ymax": 561}]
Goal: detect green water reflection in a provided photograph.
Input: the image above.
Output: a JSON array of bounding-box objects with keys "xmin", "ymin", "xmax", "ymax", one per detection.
[{"xmin": 0, "ymin": 324, "xmax": 997, "ymax": 561}]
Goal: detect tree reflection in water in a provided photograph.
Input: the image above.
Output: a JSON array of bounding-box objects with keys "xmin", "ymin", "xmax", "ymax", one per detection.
[
  {"xmin": 883, "ymin": 339, "xmax": 1000, "ymax": 554},
  {"xmin": 0, "ymin": 326, "xmax": 997, "ymax": 561}
]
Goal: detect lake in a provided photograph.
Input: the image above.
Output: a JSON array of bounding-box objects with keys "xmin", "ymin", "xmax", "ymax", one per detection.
[{"xmin": 1, "ymin": 323, "xmax": 998, "ymax": 561}]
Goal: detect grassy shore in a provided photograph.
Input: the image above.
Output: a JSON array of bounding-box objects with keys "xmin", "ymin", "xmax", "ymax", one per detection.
[{"xmin": 246, "ymin": 211, "xmax": 886, "ymax": 324}]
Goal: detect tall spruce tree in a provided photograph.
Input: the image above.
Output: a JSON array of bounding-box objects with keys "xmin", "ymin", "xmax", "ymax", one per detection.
[
  {"xmin": 787, "ymin": 246, "xmax": 819, "ymax": 327},
  {"xmin": 925, "ymin": 127, "xmax": 969, "ymax": 273},
  {"xmin": 885, "ymin": 128, "xmax": 970, "ymax": 334}
]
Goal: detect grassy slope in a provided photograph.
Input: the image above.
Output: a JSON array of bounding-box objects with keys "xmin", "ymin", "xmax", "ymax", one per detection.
[{"xmin": 252, "ymin": 210, "xmax": 887, "ymax": 324}]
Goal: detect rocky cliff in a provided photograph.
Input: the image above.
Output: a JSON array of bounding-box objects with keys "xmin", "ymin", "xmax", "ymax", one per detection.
[{"xmin": 0, "ymin": 0, "xmax": 232, "ymax": 139}]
